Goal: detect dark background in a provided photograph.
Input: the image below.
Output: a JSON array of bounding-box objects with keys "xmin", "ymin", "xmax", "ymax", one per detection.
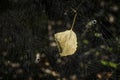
[{"xmin": 0, "ymin": 0, "xmax": 120, "ymax": 80}]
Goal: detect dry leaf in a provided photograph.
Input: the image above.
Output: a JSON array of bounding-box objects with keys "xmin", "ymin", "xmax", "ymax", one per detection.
[{"xmin": 54, "ymin": 30, "xmax": 77, "ymax": 56}]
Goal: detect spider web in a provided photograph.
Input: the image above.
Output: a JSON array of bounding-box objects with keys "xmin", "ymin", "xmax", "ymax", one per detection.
[{"xmin": 0, "ymin": 0, "xmax": 120, "ymax": 80}]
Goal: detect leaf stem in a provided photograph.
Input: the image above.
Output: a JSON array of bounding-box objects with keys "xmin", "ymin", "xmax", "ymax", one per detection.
[{"xmin": 71, "ymin": 12, "xmax": 77, "ymax": 30}]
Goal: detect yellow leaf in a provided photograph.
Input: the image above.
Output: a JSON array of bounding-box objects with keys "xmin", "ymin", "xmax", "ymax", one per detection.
[{"xmin": 54, "ymin": 30, "xmax": 77, "ymax": 56}]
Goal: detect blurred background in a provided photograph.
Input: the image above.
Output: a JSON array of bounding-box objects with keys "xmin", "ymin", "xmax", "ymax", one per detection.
[{"xmin": 0, "ymin": 0, "xmax": 120, "ymax": 80}]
